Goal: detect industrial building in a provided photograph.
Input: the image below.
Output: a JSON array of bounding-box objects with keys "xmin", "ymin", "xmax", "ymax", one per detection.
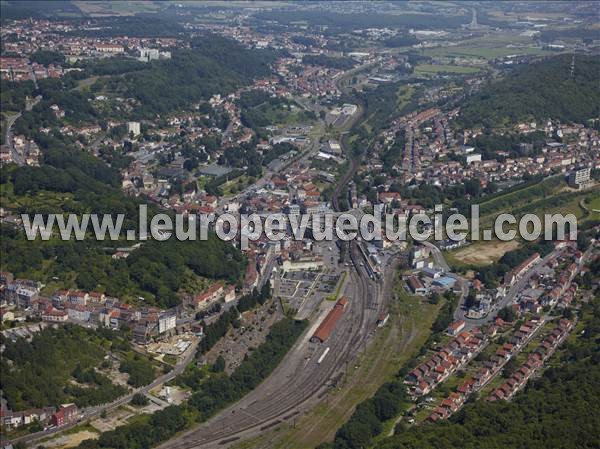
[{"xmin": 310, "ymin": 297, "xmax": 348, "ymax": 343}]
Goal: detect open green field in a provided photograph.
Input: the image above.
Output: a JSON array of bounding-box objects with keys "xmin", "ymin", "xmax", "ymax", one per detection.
[
  {"xmin": 257, "ymin": 102, "xmax": 315, "ymax": 125},
  {"xmin": 221, "ymin": 174, "xmax": 253, "ymax": 197},
  {"xmin": 587, "ymin": 194, "xmax": 600, "ymax": 215},
  {"xmin": 415, "ymin": 64, "xmax": 482, "ymax": 74},
  {"xmin": 235, "ymin": 287, "xmax": 441, "ymax": 449},
  {"xmin": 423, "ymin": 40, "xmax": 553, "ymax": 60},
  {"xmin": 446, "ymin": 239, "xmax": 521, "ymax": 269}
]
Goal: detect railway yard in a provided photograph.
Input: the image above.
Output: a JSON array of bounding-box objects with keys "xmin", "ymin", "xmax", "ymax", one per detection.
[{"xmin": 161, "ymin": 241, "xmax": 389, "ymax": 449}]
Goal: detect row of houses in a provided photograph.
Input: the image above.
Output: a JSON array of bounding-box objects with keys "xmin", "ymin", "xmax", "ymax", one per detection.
[
  {"xmin": 182, "ymin": 282, "xmax": 236, "ymax": 310},
  {"xmin": 488, "ymin": 318, "xmax": 573, "ymax": 401},
  {"xmin": 0, "ymin": 270, "xmax": 246, "ymax": 346},
  {"xmin": 426, "ymin": 317, "xmax": 547, "ymax": 422},
  {"xmin": 0, "ymin": 404, "xmax": 77, "ymax": 431},
  {"xmin": 406, "ymin": 328, "xmax": 487, "ymax": 396},
  {"xmin": 0, "ymin": 274, "xmax": 180, "ymax": 343}
]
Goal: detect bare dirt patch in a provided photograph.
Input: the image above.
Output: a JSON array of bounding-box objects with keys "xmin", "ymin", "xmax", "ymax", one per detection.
[
  {"xmin": 41, "ymin": 430, "xmax": 98, "ymax": 449},
  {"xmin": 451, "ymin": 240, "xmax": 520, "ymax": 265}
]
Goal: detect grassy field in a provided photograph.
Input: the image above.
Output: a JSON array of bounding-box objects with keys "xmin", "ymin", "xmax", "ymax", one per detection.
[
  {"xmin": 235, "ymin": 287, "xmax": 441, "ymax": 449},
  {"xmin": 221, "ymin": 174, "xmax": 253, "ymax": 197},
  {"xmin": 587, "ymin": 194, "xmax": 600, "ymax": 215},
  {"xmin": 256, "ymin": 102, "xmax": 315, "ymax": 126},
  {"xmin": 423, "ymin": 44, "xmax": 552, "ymax": 60},
  {"xmin": 415, "ymin": 64, "xmax": 482, "ymax": 74},
  {"xmin": 396, "ymin": 85, "xmax": 415, "ymax": 111}
]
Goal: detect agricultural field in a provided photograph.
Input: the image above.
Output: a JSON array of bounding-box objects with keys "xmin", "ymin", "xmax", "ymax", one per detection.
[{"xmin": 73, "ymin": 1, "xmax": 162, "ymax": 16}]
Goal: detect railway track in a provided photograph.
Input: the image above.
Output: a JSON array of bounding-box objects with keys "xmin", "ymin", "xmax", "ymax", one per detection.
[
  {"xmin": 166, "ymin": 63, "xmax": 383, "ymax": 449},
  {"xmin": 165, "ymin": 266, "xmax": 380, "ymax": 448}
]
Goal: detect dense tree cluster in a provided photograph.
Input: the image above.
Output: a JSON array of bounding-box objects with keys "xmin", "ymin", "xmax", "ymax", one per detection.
[
  {"xmin": 29, "ymin": 49, "xmax": 65, "ymax": 66},
  {"xmin": 196, "ymin": 283, "xmax": 271, "ymax": 356},
  {"xmin": 1, "ymin": 325, "xmax": 130, "ymax": 410},
  {"xmin": 82, "ymin": 56, "xmax": 148, "ymax": 76},
  {"xmin": 468, "ymin": 130, "xmax": 547, "ymax": 161},
  {"xmin": 0, "ymin": 79, "xmax": 35, "ymax": 112},
  {"xmin": 263, "ymin": 142, "xmax": 297, "ymax": 165},
  {"xmin": 459, "ymin": 54, "xmax": 600, "ymax": 129},
  {"xmin": 91, "ymin": 36, "xmax": 279, "ymax": 118},
  {"xmin": 119, "ymin": 355, "xmax": 156, "ymax": 387}
]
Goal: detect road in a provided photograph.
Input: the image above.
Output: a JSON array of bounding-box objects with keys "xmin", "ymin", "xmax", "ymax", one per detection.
[
  {"xmin": 3, "ymin": 95, "xmax": 41, "ymax": 166},
  {"xmin": 453, "ymin": 248, "xmax": 565, "ymax": 327},
  {"xmin": 421, "ymin": 241, "xmax": 451, "ymax": 272},
  {"xmin": 4, "ymin": 112, "xmax": 23, "ymax": 165}
]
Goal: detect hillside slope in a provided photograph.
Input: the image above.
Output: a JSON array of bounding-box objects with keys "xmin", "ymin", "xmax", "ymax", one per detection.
[{"xmin": 459, "ymin": 54, "xmax": 600, "ymax": 129}]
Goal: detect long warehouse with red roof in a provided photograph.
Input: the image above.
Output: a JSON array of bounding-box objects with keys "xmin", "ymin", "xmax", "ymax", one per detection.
[{"xmin": 310, "ymin": 297, "xmax": 349, "ymax": 343}]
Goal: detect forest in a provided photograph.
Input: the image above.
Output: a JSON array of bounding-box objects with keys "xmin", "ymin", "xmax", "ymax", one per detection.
[
  {"xmin": 92, "ymin": 36, "xmax": 279, "ymax": 118},
  {"xmin": 458, "ymin": 54, "xmax": 600, "ymax": 129}
]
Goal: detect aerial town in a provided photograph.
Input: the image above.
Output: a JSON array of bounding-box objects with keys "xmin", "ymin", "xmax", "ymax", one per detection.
[{"xmin": 0, "ymin": 2, "xmax": 599, "ymax": 449}]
